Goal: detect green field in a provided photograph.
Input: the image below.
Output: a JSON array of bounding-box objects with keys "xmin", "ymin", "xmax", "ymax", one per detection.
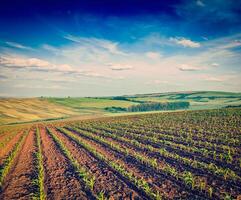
[
  {"xmin": 47, "ymin": 97, "xmax": 138, "ymax": 113},
  {"xmin": 126, "ymin": 91, "xmax": 241, "ymax": 110},
  {"xmin": 0, "ymin": 91, "xmax": 240, "ymax": 125}
]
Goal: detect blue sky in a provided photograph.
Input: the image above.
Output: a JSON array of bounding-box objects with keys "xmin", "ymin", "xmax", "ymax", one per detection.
[{"xmin": 0, "ymin": 0, "xmax": 240, "ymax": 97}]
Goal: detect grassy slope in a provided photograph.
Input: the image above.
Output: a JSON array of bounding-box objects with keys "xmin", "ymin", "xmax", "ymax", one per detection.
[
  {"xmin": 46, "ymin": 97, "xmax": 137, "ymax": 114},
  {"xmin": 126, "ymin": 91, "xmax": 241, "ymax": 110},
  {"xmin": 1, "ymin": 91, "xmax": 240, "ymax": 125},
  {"xmin": 0, "ymin": 97, "xmax": 137, "ymax": 124},
  {"xmin": 0, "ymin": 98, "xmax": 78, "ymax": 124}
]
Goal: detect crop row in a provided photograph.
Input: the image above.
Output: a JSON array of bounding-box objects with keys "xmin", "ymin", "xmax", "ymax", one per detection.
[
  {"xmin": 89, "ymin": 124, "xmax": 240, "ymax": 168},
  {"xmin": 99, "ymin": 123, "xmax": 238, "ymax": 154},
  {"xmin": 0, "ymin": 130, "xmax": 21, "ymax": 149},
  {"xmin": 74, "ymin": 124, "xmax": 241, "ymax": 186},
  {"xmin": 65, "ymin": 126, "xmax": 223, "ymax": 199},
  {"xmin": 57, "ymin": 127, "xmax": 163, "ymax": 200},
  {"xmin": 0, "ymin": 129, "xmax": 28, "ymax": 187},
  {"xmin": 32, "ymin": 127, "xmax": 46, "ymax": 200},
  {"xmin": 106, "ymin": 122, "xmax": 241, "ymax": 147},
  {"xmin": 46, "ymin": 127, "xmax": 104, "ymax": 200}
]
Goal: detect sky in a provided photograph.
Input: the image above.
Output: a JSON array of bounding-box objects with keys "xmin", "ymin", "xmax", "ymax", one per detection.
[{"xmin": 0, "ymin": 0, "xmax": 241, "ymax": 97}]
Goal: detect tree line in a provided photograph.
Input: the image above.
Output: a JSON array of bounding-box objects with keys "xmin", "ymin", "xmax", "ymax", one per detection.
[
  {"xmin": 105, "ymin": 101, "xmax": 190, "ymax": 113},
  {"xmin": 126, "ymin": 101, "xmax": 190, "ymax": 112}
]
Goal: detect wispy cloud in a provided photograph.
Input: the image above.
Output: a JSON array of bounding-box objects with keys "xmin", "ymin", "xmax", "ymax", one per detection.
[
  {"xmin": 63, "ymin": 34, "xmax": 127, "ymax": 55},
  {"xmin": 5, "ymin": 41, "xmax": 33, "ymax": 50},
  {"xmin": 0, "ymin": 54, "xmax": 116, "ymax": 80},
  {"xmin": 0, "ymin": 55, "xmax": 52, "ymax": 69},
  {"xmin": 108, "ymin": 63, "xmax": 133, "ymax": 71},
  {"xmin": 0, "ymin": 55, "xmax": 77, "ymax": 74},
  {"xmin": 204, "ymin": 76, "xmax": 224, "ymax": 82},
  {"xmin": 178, "ymin": 64, "xmax": 201, "ymax": 71},
  {"xmin": 77, "ymin": 71, "xmax": 111, "ymax": 78},
  {"xmin": 211, "ymin": 63, "xmax": 219, "ymax": 67},
  {"xmin": 196, "ymin": 0, "xmax": 205, "ymax": 7},
  {"xmin": 170, "ymin": 37, "xmax": 200, "ymax": 48},
  {"xmin": 1, "ymin": 33, "xmax": 240, "ymax": 96}
]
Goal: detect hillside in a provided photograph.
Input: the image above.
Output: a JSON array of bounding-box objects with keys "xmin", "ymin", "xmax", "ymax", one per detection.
[
  {"xmin": 0, "ymin": 91, "xmax": 240, "ymax": 125},
  {"xmin": 0, "ymin": 98, "xmax": 78, "ymax": 124},
  {"xmin": 124, "ymin": 91, "xmax": 241, "ymax": 110}
]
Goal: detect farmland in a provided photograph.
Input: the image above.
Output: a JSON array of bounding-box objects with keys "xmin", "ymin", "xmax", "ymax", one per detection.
[
  {"xmin": 1, "ymin": 91, "xmax": 241, "ymax": 125},
  {"xmin": 0, "ymin": 107, "xmax": 240, "ymax": 199}
]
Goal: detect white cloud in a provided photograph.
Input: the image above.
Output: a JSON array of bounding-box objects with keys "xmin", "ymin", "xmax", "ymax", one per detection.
[
  {"xmin": 196, "ymin": 0, "xmax": 205, "ymax": 7},
  {"xmin": 5, "ymin": 41, "xmax": 33, "ymax": 50},
  {"xmin": 63, "ymin": 34, "xmax": 127, "ymax": 55},
  {"xmin": 0, "ymin": 55, "xmax": 79, "ymax": 74},
  {"xmin": 42, "ymin": 44, "xmax": 60, "ymax": 54},
  {"xmin": 170, "ymin": 37, "xmax": 201, "ymax": 48},
  {"xmin": 1, "ymin": 34, "xmax": 240, "ymax": 96},
  {"xmin": 108, "ymin": 63, "xmax": 133, "ymax": 71},
  {"xmin": 178, "ymin": 64, "xmax": 201, "ymax": 71},
  {"xmin": 211, "ymin": 63, "xmax": 219, "ymax": 67},
  {"xmin": 0, "ymin": 55, "xmax": 51, "ymax": 68},
  {"xmin": 204, "ymin": 76, "xmax": 224, "ymax": 82},
  {"xmin": 1, "ymin": 54, "xmax": 116, "ymax": 80},
  {"xmin": 202, "ymin": 36, "xmax": 208, "ymax": 41},
  {"xmin": 77, "ymin": 71, "xmax": 111, "ymax": 78}
]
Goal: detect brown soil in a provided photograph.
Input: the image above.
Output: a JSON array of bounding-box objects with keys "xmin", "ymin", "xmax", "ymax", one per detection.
[
  {"xmin": 88, "ymin": 126, "xmax": 240, "ymax": 198},
  {"xmin": 50, "ymin": 127, "xmax": 143, "ymax": 200},
  {"xmin": 61, "ymin": 127, "xmax": 189, "ymax": 199},
  {"xmin": 0, "ymin": 131, "xmax": 24, "ymax": 166},
  {"xmin": 0, "ymin": 132, "xmax": 10, "ymax": 141},
  {"xmin": 39, "ymin": 126, "xmax": 89, "ymax": 200},
  {"xmin": 0, "ymin": 129, "xmax": 36, "ymax": 200},
  {"xmin": 0, "ymin": 129, "xmax": 20, "ymax": 141}
]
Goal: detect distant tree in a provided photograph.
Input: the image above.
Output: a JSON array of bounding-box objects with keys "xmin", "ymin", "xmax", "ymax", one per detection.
[
  {"xmin": 105, "ymin": 106, "xmax": 127, "ymax": 113},
  {"xmin": 127, "ymin": 101, "xmax": 190, "ymax": 112}
]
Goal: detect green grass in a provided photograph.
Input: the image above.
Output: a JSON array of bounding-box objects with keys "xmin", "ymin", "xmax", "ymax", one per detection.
[
  {"xmin": 1, "ymin": 91, "xmax": 240, "ymax": 125},
  {"xmin": 47, "ymin": 97, "xmax": 137, "ymax": 111},
  {"xmin": 32, "ymin": 127, "xmax": 46, "ymax": 200},
  {"xmin": 127, "ymin": 91, "xmax": 241, "ymax": 110}
]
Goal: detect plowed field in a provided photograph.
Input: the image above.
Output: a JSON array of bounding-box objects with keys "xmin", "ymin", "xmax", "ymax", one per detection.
[{"xmin": 0, "ymin": 108, "xmax": 240, "ymax": 199}]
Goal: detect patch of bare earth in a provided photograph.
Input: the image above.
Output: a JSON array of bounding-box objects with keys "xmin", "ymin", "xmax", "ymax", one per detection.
[
  {"xmin": 66, "ymin": 127, "xmax": 191, "ymax": 199},
  {"xmin": 0, "ymin": 131, "xmax": 10, "ymax": 141},
  {"xmin": 51, "ymin": 127, "xmax": 143, "ymax": 200},
  {"xmin": 0, "ymin": 129, "xmax": 36, "ymax": 200},
  {"xmin": 39, "ymin": 126, "xmax": 89, "ymax": 199},
  {"xmin": 0, "ymin": 131, "xmax": 24, "ymax": 166}
]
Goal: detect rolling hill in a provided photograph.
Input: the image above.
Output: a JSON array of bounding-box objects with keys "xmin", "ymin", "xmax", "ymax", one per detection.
[{"xmin": 0, "ymin": 91, "xmax": 240, "ymax": 125}]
